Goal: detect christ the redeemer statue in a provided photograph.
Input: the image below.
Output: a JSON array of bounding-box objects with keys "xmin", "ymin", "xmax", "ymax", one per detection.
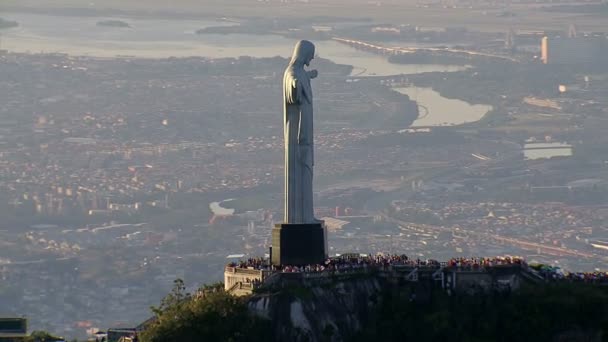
[
  {"xmin": 272, "ymin": 40, "xmax": 326, "ymax": 266},
  {"xmin": 283, "ymin": 40, "xmax": 319, "ymax": 224}
]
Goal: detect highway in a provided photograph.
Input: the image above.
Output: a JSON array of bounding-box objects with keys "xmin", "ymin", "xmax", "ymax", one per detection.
[{"xmin": 381, "ymin": 213, "xmax": 595, "ymax": 259}]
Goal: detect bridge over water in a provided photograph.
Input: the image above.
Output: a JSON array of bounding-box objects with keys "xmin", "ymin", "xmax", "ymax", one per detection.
[{"xmin": 332, "ymin": 37, "xmax": 519, "ymax": 63}]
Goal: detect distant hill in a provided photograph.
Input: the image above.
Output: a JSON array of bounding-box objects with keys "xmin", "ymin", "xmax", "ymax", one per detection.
[
  {"xmin": 96, "ymin": 20, "xmax": 130, "ymax": 28},
  {"xmin": 543, "ymin": 3, "xmax": 608, "ymax": 13},
  {"xmin": 0, "ymin": 18, "xmax": 19, "ymax": 29}
]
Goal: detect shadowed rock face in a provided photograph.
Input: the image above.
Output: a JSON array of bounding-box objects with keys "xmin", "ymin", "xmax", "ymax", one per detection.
[
  {"xmin": 249, "ymin": 276, "xmax": 384, "ymax": 342},
  {"xmin": 246, "ymin": 269, "xmax": 607, "ymax": 342},
  {"xmin": 553, "ymin": 330, "xmax": 603, "ymax": 342},
  {"xmin": 245, "ymin": 267, "xmax": 526, "ymax": 341}
]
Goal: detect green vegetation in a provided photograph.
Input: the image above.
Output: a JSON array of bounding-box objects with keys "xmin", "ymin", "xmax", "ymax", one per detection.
[
  {"xmin": 141, "ymin": 279, "xmax": 271, "ymax": 342},
  {"xmin": 354, "ymin": 283, "xmax": 608, "ymax": 341},
  {"xmin": 25, "ymin": 331, "xmax": 69, "ymax": 342},
  {"xmin": 140, "ymin": 279, "xmax": 608, "ymax": 342}
]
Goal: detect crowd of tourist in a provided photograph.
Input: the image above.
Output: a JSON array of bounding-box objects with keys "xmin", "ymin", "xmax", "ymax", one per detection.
[
  {"xmin": 227, "ymin": 254, "xmax": 608, "ymax": 284},
  {"xmin": 228, "ymin": 254, "xmax": 425, "ymax": 274},
  {"xmin": 445, "ymin": 256, "xmax": 526, "ymax": 270},
  {"xmin": 280, "ymin": 254, "xmax": 417, "ymax": 273},
  {"xmin": 562, "ymin": 271, "xmax": 608, "ymax": 283},
  {"xmin": 227, "ymin": 257, "xmax": 269, "ymax": 271},
  {"xmin": 534, "ymin": 265, "xmax": 608, "ymax": 284},
  {"xmin": 228, "ymin": 253, "xmax": 608, "ymax": 284},
  {"xmin": 229, "ymin": 254, "xmax": 528, "ymax": 274}
]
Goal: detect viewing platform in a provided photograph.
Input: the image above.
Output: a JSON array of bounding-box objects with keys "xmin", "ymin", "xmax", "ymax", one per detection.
[
  {"xmin": 223, "ymin": 266, "xmax": 272, "ymax": 294},
  {"xmin": 221, "ymin": 255, "xmax": 583, "ymax": 296}
]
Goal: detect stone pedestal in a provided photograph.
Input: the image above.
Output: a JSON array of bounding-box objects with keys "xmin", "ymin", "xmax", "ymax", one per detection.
[{"xmin": 271, "ymin": 223, "xmax": 326, "ymax": 266}]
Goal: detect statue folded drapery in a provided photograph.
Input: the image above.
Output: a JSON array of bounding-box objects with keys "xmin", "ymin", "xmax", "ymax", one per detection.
[{"xmin": 283, "ymin": 40, "xmax": 318, "ymax": 224}]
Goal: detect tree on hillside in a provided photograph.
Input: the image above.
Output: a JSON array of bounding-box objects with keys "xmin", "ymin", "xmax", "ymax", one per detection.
[
  {"xmin": 354, "ymin": 283, "xmax": 608, "ymax": 341},
  {"xmin": 141, "ymin": 279, "xmax": 271, "ymax": 342},
  {"xmin": 25, "ymin": 331, "xmax": 65, "ymax": 342}
]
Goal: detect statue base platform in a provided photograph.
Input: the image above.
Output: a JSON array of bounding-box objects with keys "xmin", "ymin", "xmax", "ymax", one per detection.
[{"xmin": 271, "ymin": 223, "xmax": 326, "ymax": 266}]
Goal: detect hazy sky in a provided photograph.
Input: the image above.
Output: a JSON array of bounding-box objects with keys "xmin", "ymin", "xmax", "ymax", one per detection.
[{"xmin": 4, "ymin": 0, "xmax": 606, "ymax": 32}]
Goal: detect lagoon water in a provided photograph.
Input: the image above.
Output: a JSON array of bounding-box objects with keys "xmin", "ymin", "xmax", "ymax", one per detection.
[
  {"xmin": 2, "ymin": 12, "xmax": 488, "ymax": 126},
  {"xmin": 393, "ymin": 87, "xmax": 492, "ymax": 127},
  {"xmin": 1, "ymin": 12, "xmax": 467, "ymax": 76},
  {"xmin": 209, "ymin": 199, "xmax": 236, "ymax": 216}
]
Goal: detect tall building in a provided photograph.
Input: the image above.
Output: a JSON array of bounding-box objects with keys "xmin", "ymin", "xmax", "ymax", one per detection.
[
  {"xmin": 0, "ymin": 318, "xmax": 27, "ymax": 341},
  {"xmin": 541, "ymin": 36, "xmax": 608, "ymax": 65}
]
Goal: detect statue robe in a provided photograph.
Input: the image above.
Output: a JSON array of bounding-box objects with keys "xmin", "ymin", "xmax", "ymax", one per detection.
[{"xmin": 283, "ymin": 40, "xmax": 316, "ymax": 224}]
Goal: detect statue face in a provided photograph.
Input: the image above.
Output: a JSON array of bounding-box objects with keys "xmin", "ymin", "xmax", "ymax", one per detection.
[
  {"xmin": 291, "ymin": 40, "xmax": 315, "ymax": 67},
  {"xmin": 305, "ymin": 53, "xmax": 314, "ymax": 66},
  {"xmin": 306, "ymin": 45, "xmax": 315, "ymax": 66},
  {"xmin": 306, "ymin": 46, "xmax": 315, "ymax": 66}
]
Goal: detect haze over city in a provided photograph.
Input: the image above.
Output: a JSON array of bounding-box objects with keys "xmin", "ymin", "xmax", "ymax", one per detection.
[{"xmin": 1, "ymin": 0, "xmax": 607, "ymax": 340}]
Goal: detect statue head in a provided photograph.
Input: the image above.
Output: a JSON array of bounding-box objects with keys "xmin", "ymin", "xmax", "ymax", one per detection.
[{"xmin": 290, "ymin": 40, "xmax": 315, "ymax": 67}]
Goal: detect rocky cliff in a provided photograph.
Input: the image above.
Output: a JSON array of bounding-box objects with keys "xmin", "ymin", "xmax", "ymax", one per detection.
[
  {"xmin": 246, "ymin": 270, "xmax": 607, "ymax": 342},
  {"xmin": 248, "ymin": 274, "xmax": 388, "ymax": 342}
]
